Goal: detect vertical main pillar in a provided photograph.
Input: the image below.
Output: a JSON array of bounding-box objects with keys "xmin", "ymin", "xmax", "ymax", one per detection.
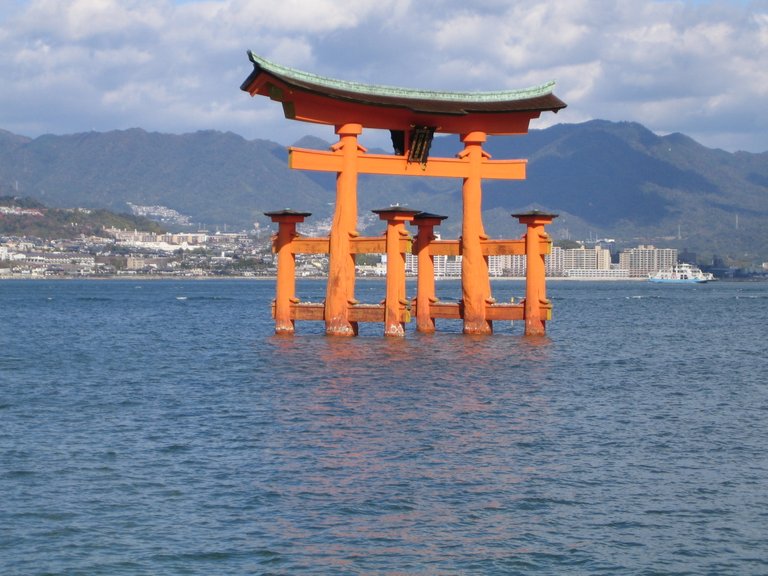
[
  {"xmin": 325, "ymin": 123, "xmax": 364, "ymax": 336},
  {"xmin": 459, "ymin": 131, "xmax": 493, "ymax": 334},
  {"xmin": 373, "ymin": 206, "xmax": 419, "ymax": 337},
  {"xmin": 513, "ymin": 210, "xmax": 558, "ymax": 336},
  {"xmin": 412, "ymin": 212, "xmax": 447, "ymax": 333},
  {"xmin": 264, "ymin": 209, "xmax": 311, "ymax": 335}
]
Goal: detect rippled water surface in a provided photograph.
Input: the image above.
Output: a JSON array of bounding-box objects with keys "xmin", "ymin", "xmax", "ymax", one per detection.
[{"xmin": 2, "ymin": 279, "xmax": 767, "ymax": 575}]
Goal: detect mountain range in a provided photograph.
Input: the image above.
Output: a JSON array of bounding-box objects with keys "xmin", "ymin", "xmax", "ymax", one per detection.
[{"xmin": 1, "ymin": 120, "xmax": 766, "ymax": 263}]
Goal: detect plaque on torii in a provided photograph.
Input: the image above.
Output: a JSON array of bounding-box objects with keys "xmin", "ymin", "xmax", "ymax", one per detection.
[{"xmin": 242, "ymin": 52, "xmax": 566, "ymax": 336}]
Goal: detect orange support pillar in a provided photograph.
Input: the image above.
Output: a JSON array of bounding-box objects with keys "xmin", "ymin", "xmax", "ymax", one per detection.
[
  {"xmin": 459, "ymin": 131, "xmax": 493, "ymax": 334},
  {"xmin": 513, "ymin": 210, "xmax": 557, "ymax": 336},
  {"xmin": 373, "ymin": 207, "xmax": 419, "ymax": 337},
  {"xmin": 412, "ymin": 212, "xmax": 447, "ymax": 333},
  {"xmin": 264, "ymin": 209, "xmax": 311, "ymax": 334},
  {"xmin": 325, "ymin": 123, "xmax": 364, "ymax": 336}
]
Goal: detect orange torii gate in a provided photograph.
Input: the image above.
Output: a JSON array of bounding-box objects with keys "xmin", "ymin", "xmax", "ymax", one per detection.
[{"xmin": 242, "ymin": 52, "xmax": 566, "ymax": 336}]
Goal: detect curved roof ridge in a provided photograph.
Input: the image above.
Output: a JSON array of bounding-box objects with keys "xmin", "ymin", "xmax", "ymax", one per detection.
[{"xmin": 247, "ymin": 51, "xmax": 558, "ymax": 103}]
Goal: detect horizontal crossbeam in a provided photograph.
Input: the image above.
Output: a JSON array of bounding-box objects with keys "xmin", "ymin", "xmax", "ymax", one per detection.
[
  {"xmin": 282, "ymin": 236, "xmax": 411, "ymax": 254},
  {"xmin": 289, "ymin": 147, "xmax": 526, "ymax": 180},
  {"xmin": 281, "ymin": 236, "xmax": 549, "ymax": 256},
  {"xmin": 428, "ymin": 239, "xmax": 551, "ymax": 256},
  {"xmin": 414, "ymin": 301, "xmax": 551, "ymax": 321},
  {"xmin": 272, "ymin": 302, "xmax": 410, "ymax": 323},
  {"xmin": 273, "ymin": 301, "xmax": 551, "ymax": 323}
]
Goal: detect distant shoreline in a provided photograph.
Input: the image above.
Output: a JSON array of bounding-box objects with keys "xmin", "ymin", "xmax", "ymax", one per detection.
[
  {"xmin": 0, "ymin": 274, "xmax": 656, "ymax": 282},
  {"xmin": 0, "ymin": 274, "xmax": 276, "ymax": 281}
]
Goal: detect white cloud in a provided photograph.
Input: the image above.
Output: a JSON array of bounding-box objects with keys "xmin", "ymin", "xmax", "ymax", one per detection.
[
  {"xmin": 229, "ymin": 0, "xmax": 380, "ymax": 33},
  {"xmin": 16, "ymin": 0, "xmax": 165, "ymax": 40},
  {"xmin": 263, "ymin": 37, "xmax": 315, "ymax": 68},
  {"xmin": 0, "ymin": 0, "xmax": 766, "ymax": 152}
]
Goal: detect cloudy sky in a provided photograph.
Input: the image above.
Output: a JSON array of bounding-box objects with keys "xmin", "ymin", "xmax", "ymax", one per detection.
[{"xmin": 1, "ymin": 0, "xmax": 767, "ymax": 152}]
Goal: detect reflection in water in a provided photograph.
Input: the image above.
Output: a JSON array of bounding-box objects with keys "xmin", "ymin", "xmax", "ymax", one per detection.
[
  {"xmin": 244, "ymin": 286, "xmax": 562, "ymax": 569},
  {"xmin": 257, "ymin": 329, "xmax": 561, "ymax": 569}
]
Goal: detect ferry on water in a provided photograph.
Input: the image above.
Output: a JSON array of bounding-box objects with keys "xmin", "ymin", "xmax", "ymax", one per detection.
[{"xmin": 648, "ymin": 263, "xmax": 715, "ymax": 284}]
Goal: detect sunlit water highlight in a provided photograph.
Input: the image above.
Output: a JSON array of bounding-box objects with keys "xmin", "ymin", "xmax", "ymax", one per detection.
[{"xmin": 1, "ymin": 279, "xmax": 767, "ymax": 574}]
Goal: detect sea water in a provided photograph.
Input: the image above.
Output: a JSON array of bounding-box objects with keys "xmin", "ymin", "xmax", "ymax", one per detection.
[{"xmin": 1, "ymin": 279, "xmax": 767, "ymax": 575}]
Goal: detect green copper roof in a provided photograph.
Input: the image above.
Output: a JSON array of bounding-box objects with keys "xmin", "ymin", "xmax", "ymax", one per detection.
[
  {"xmin": 242, "ymin": 52, "xmax": 567, "ymax": 118},
  {"xmin": 246, "ymin": 52, "xmax": 559, "ymax": 103}
]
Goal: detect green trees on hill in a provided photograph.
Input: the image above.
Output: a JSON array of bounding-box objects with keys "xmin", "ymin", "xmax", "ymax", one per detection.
[{"xmin": 0, "ymin": 196, "xmax": 164, "ymax": 239}]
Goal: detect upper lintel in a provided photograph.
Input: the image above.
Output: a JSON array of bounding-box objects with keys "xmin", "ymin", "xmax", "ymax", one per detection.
[{"xmin": 240, "ymin": 52, "xmax": 566, "ymax": 134}]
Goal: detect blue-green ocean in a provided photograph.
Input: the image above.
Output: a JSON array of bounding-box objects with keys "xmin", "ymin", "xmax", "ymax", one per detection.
[{"xmin": 1, "ymin": 278, "xmax": 767, "ymax": 575}]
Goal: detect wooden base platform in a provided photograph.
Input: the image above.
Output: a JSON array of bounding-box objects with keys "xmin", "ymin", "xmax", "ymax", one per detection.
[{"xmin": 272, "ymin": 300, "xmax": 551, "ymax": 325}]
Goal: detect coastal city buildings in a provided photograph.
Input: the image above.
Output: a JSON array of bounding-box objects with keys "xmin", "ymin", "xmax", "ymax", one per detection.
[
  {"xmin": 0, "ymin": 230, "xmax": 721, "ymax": 280},
  {"xmin": 0, "ymin": 228, "xmax": 273, "ymax": 277},
  {"xmin": 408, "ymin": 244, "xmax": 690, "ymax": 279},
  {"xmin": 618, "ymin": 244, "xmax": 678, "ymax": 278}
]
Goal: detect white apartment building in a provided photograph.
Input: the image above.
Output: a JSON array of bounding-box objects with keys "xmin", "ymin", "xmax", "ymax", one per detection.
[
  {"xmin": 493, "ymin": 254, "xmax": 527, "ymax": 277},
  {"xmin": 436, "ymin": 255, "xmax": 462, "ymax": 277},
  {"xmin": 22, "ymin": 252, "xmax": 96, "ymax": 266},
  {"xmin": 545, "ymin": 245, "xmax": 612, "ymax": 276},
  {"xmin": 405, "ymin": 252, "xmax": 417, "ymax": 275},
  {"xmin": 105, "ymin": 228, "xmax": 208, "ymax": 246},
  {"xmin": 565, "ymin": 246, "xmax": 611, "ymax": 271},
  {"xmin": 406, "ymin": 251, "xmax": 463, "ymax": 277},
  {"xmin": 564, "ymin": 268, "xmax": 629, "ymax": 279},
  {"xmin": 488, "ymin": 255, "xmax": 506, "ymax": 277},
  {"xmin": 619, "ymin": 245, "xmax": 677, "ymax": 277},
  {"xmin": 492, "ymin": 245, "xmax": 613, "ymax": 277},
  {"xmin": 161, "ymin": 232, "xmax": 208, "ymax": 245}
]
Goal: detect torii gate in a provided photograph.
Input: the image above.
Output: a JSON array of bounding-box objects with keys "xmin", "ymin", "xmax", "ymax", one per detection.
[{"xmin": 241, "ymin": 52, "xmax": 566, "ymax": 336}]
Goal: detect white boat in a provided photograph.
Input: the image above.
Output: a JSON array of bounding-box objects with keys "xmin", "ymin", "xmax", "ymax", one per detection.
[{"xmin": 648, "ymin": 263, "xmax": 715, "ymax": 284}]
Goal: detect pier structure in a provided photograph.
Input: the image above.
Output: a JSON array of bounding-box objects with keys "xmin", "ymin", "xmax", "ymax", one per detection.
[{"xmin": 242, "ymin": 53, "xmax": 566, "ymax": 336}]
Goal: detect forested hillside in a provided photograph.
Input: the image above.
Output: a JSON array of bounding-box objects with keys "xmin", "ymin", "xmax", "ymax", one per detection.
[{"xmin": 1, "ymin": 121, "xmax": 766, "ymax": 262}]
